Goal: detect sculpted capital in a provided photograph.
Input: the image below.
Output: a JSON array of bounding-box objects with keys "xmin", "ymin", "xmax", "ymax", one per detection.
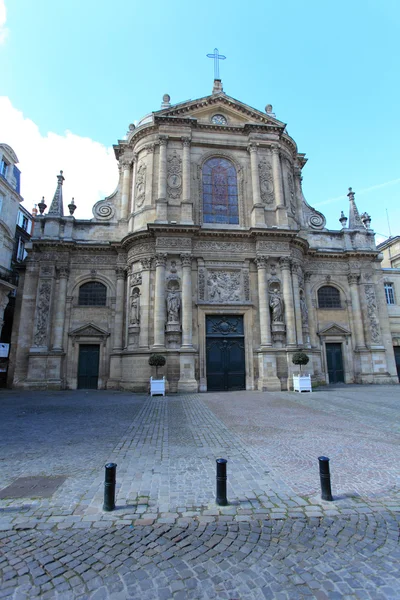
[
  {"xmin": 180, "ymin": 253, "xmax": 192, "ymax": 267},
  {"xmin": 254, "ymin": 255, "xmax": 268, "ymax": 269},
  {"xmin": 279, "ymin": 256, "xmax": 291, "ymax": 270},
  {"xmin": 154, "ymin": 253, "xmax": 167, "ymax": 267}
]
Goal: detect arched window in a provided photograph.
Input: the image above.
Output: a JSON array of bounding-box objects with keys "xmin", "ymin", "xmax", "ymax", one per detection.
[
  {"xmin": 202, "ymin": 157, "xmax": 239, "ymax": 224},
  {"xmin": 318, "ymin": 286, "xmax": 341, "ymax": 309},
  {"xmin": 78, "ymin": 282, "xmax": 107, "ymax": 306}
]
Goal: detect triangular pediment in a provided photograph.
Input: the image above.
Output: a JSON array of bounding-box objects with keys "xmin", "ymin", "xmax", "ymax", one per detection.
[
  {"xmin": 318, "ymin": 323, "xmax": 351, "ymax": 337},
  {"xmin": 69, "ymin": 323, "xmax": 110, "ymax": 338},
  {"xmin": 155, "ymin": 93, "xmax": 286, "ymax": 129}
]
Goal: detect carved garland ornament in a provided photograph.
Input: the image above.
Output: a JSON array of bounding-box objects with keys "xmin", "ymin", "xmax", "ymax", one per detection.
[
  {"xmin": 167, "ymin": 151, "xmax": 182, "ymax": 199},
  {"xmin": 33, "ymin": 281, "xmax": 52, "ymax": 346},
  {"xmin": 258, "ymin": 159, "xmax": 274, "ymax": 204},
  {"xmin": 364, "ymin": 284, "xmax": 381, "ymax": 343},
  {"xmin": 135, "ymin": 162, "xmax": 146, "ymax": 208}
]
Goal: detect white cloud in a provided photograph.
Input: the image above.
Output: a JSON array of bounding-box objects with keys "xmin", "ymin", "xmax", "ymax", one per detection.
[
  {"xmin": 0, "ymin": 0, "xmax": 8, "ymax": 44},
  {"xmin": 0, "ymin": 97, "xmax": 118, "ymax": 219}
]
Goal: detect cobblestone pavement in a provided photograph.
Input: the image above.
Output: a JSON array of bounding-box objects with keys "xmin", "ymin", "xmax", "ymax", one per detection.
[{"xmin": 0, "ymin": 386, "xmax": 399, "ymax": 598}]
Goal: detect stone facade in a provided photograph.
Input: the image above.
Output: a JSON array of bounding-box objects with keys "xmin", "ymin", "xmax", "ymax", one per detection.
[{"xmin": 9, "ymin": 83, "xmax": 399, "ymax": 390}]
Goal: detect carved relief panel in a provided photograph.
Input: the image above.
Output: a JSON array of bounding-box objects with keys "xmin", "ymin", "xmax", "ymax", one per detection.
[
  {"xmin": 135, "ymin": 162, "xmax": 146, "ymax": 208},
  {"xmin": 167, "ymin": 151, "xmax": 182, "ymax": 199},
  {"xmin": 258, "ymin": 158, "xmax": 274, "ymax": 204}
]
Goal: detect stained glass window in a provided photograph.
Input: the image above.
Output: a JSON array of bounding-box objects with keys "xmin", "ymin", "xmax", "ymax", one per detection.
[{"xmin": 202, "ymin": 158, "xmax": 239, "ymax": 224}]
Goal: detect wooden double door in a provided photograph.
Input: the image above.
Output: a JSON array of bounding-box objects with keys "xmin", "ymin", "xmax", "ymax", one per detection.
[{"xmin": 206, "ymin": 315, "xmax": 245, "ymax": 391}]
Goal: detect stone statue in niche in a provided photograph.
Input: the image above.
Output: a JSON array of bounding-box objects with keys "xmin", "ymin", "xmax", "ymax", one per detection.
[
  {"xmin": 167, "ymin": 289, "xmax": 180, "ymax": 323},
  {"xmin": 130, "ymin": 288, "xmax": 140, "ymax": 325},
  {"xmin": 270, "ymin": 293, "xmax": 284, "ymax": 323}
]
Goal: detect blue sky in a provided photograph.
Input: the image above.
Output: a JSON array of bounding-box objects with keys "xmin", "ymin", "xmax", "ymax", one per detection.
[{"xmin": 1, "ymin": 0, "xmax": 399, "ymax": 240}]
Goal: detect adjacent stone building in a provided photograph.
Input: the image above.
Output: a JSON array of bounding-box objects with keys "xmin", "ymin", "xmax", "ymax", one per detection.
[{"xmin": 10, "ymin": 81, "xmax": 399, "ymax": 390}]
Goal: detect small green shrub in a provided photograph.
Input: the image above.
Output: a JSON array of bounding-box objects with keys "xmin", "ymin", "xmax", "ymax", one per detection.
[
  {"xmin": 292, "ymin": 351, "xmax": 310, "ymax": 374},
  {"xmin": 148, "ymin": 354, "xmax": 166, "ymax": 378}
]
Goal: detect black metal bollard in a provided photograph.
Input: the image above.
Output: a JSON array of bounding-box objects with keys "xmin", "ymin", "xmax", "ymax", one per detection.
[
  {"xmin": 216, "ymin": 458, "xmax": 228, "ymax": 506},
  {"xmin": 318, "ymin": 456, "xmax": 333, "ymax": 501},
  {"xmin": 103, "ymin": 463, "xmax": 117, "ymax": 511}
]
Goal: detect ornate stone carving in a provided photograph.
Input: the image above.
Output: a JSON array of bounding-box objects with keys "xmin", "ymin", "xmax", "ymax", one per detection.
[
  {"xmin": 300, "ymin": 291, "xmax": 308, "ymax": 326},
  {"xmin": 115, "ymin": 267, "xmax": 126, "ymax": 280},
  {"xmin": 364, "ymin": 284, "xmax": 381, "ymax": 343},
  {"xmin": 131, "ymin": 242, "xmax": 154, "ymax": 257},
  {"xmin": 57, "ymin": 266, "xmax": 69, "ymax": 279},
  {"xmin": 194, "ymin": 241, "xmax": 253, "ymax": 253},
  {"xmin": 146, "ymin": 144, "xmax": 155, "ymax": 154},
  {"xmin": 135, "ymin": 162, "xmax": 146, "ymax": 208},
  {"xmin": 93, "ymin": 201, "xmax": 115, "ymax": 220},
  {"xmin": 243, "ymin": 270, "xmax": 250, "ymax": 301},
  {"xmin": 33, "ymin": 281, "xmax": 52, "ymax": 346},
  {"xmin": 198, "ymin": 268, "xmax": 205, "ymax": 300},
  {"xmin": 130, "ymin": 288, "xmax": 140, "ymax": 325},
  {"xmin": 159, "ymin": 136, "xmax": 168, "ymax": 146},
  {"xmin": 180, "ymin": 254, "xmax": 192, "ymax": 267},
  {"xmin": 254, "ymin": 255, "xmax": 268, "ymax": 269},
  {"xmin": 140, "ymin": 258, "xmax": 152, "ymax": 270},
  {"xmin": 167, "ymin": 151, "xmax": 182, "ymax": 199},
  {"xmin": 72, "ymin": 254, "xmax": 116, "ymax": 265},
  {"xmin": 279, "ymin": 257, "xmax": 291, "ymax": 270},
  {"xmin": 154, "ymin": 253, "xmax": 167, "ymax": 267},
  {"xmin": 157, "ymin": 237, "xmax": 191, "ymax": 249},
  {"xmin": 182, "ymin": 137, "xmax": 191, "ymax": 147},
  {"xmin": 207, "ymin": 271, "xmax": 241, "ymax": 303},
  {"xmin": 348, "ymin": 274, "xmax": 359, "ymax": 285},
  {"xmin": 131, "ymin": 272, "xmax": 142, "ymax": 286},
  {"xmin": 258, "ymin": 159, "xmax": 274, "ymax": 204},
  {"xmin": 257, "ymin": 241, "xmax": 289, "ymax": 253},
  {"xmin": 40, "ymin": 265, "xmax": 53, "ymax": 277}
]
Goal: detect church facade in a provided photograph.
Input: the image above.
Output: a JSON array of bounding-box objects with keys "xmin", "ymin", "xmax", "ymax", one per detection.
[{"xmin": 9, "ymin": 81, "xmax": 399, "ymax": 391}]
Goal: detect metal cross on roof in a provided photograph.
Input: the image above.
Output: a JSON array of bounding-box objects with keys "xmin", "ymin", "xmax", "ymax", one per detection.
[{"xmin": 206, "ymin": 48, "xmax": 226, "ymax": 80}]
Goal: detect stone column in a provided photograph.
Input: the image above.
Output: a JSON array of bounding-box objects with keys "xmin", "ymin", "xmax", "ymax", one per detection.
[
  {"xmin": 304, "ymin": 272, "xmax": 317, "ymax": 347},
  {"xmin": 139, "ymin": 258, "xmax": 152, "ymax": 348},
  {"xmin": 153, "ymin": 253, "xmax": 167, "ymax": 348},
  {"xmin": 128, "ymin": 154, "xmax": 137, "ymax": 232},
  {"xmin": 348, "ymin": 274, "xmax": 366, "ymax": 349},
  {"xmin": 291, "ymin": 263, "xmax": 303, "ymax": 347},
  {"xmin": 248, "ymin": 144, "xmax": 265, "ymax": 227},
  {"xmin": 156, "ymin": 137, "xmax": 168, "ymax": 222},
  {"xmin": 255, "ymin": 256, "xmax": 272, "ymax": 346},
  {"xmin": 181, "ymin": 138, "xmax": 193, "ymax": 224},
  {"xmin": 272, "ymin": 145, "xmax": 288, "ymax": 226},
  {"xmin": 52, "ymin": 267, "xmax": 69, "ymax": 351},
  {"xmin": 113, "ymin": 268, "xmax": 126, "ymax": 350},
  {"xmin": 280, "ymin": 257, "xmax": 296, "ymax": 346},
  {"xmin": 120, "ymin": 159, "xmax": 131, "ymax": 220},
  {"xmin": 180, "ymin": 254, "xmax": 193, "ymax": 348}
]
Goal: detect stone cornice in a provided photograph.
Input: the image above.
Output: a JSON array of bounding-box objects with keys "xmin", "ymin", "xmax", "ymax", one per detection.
[{"xmin": 307, "ymin": 249, "xmax": 380, "ymax": 260}]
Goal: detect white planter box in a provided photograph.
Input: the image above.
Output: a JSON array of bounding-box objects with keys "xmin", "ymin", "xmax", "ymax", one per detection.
[
  {"xmin": 150, "ymin": 376, "xmax": 166, "ymax": 397},
  {"xmin": 293, "ymin": 374, "xmax": 312, "ymax": 393}
]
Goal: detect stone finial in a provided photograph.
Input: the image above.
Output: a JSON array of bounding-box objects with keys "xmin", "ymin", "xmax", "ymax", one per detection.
[
  {"xmin": 361, "ymin": 212, "xmax": 372, "ymax": 229},
  {"xmin": 161, "ymin": 94, "xmax": 171, "ymax": 109},
  {"xmin": 339, "ymin": 210, "xmax": 348, "ymax": 228},
  {"xmin": 68, "ymin": 197, "xmax": 77, "ymax": 216},
  {"xmin": 347, "ymin": 187, "xmax": 364, "ymax": 230},
  {"xmin": 48, "ymin": 170, "xmax": 65, "ymax": 217},
  {"xmin": 38, "ymin": 197, "xmax": 47, "ymax": 215}
]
